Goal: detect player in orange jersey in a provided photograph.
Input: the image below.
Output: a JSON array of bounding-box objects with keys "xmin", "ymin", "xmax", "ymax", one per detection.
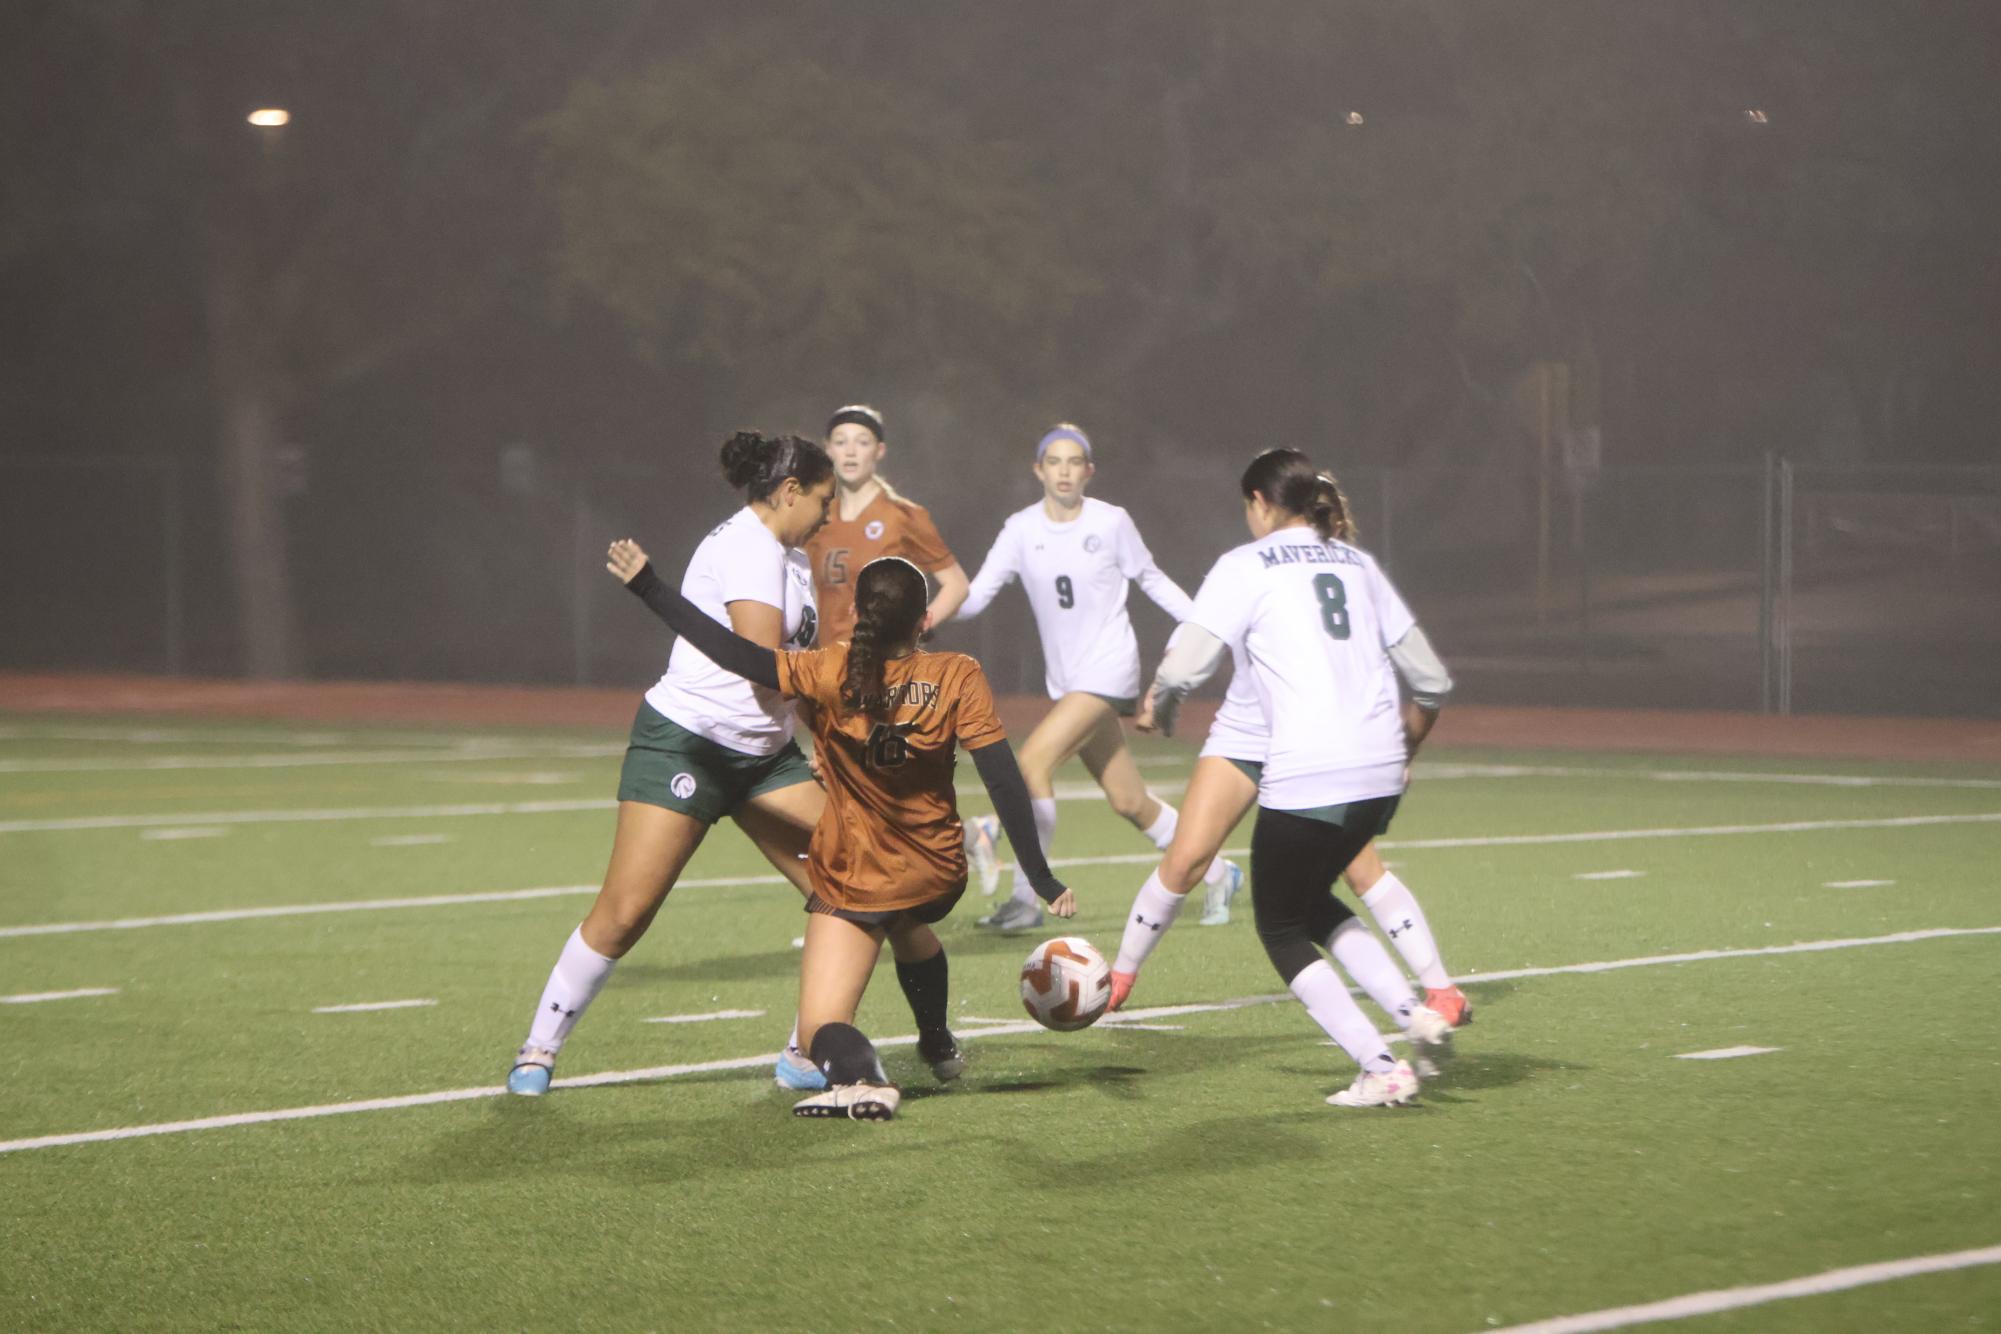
[
  {"xmin": 807, "ymin": 405, "xmax": 970, "ymax": 642},
  {"xmin": 609, "ymin": 539, "xmax": 1073, "ymax": 1121}
]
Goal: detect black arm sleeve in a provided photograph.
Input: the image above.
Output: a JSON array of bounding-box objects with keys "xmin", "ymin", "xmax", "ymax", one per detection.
[
  {"xmin": 624, "ymin": 562, "xmax": 781, "ymax": 692},
  {"xmin": 969, "ymin": 739, "xmax": 1067, "ymax": 904}
]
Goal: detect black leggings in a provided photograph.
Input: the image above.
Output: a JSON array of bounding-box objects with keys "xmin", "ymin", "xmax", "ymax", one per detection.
[{"xmin": 1248, "ymin": 801, "xmax": 1396, "ymax": 985}]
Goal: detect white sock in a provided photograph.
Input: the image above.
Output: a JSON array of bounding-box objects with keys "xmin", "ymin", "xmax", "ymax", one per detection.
[
  {"xmin": 1007, "ymin": 797, "xmax": 1059, "ymax": 909},
  {"xmin": 786, "ymin": 1019, "xmax": 803, "ymax": 1058},
  {"xmin": 1112, "ymin": 871, "xmax": 1189, "ymax": 974},
  {"xmin": 1360, "ymin": 873, "xmax": 1451, "ymax": 990},
  {"xmin": 524, "ymin": 926, "xmax": 616, "ymax": 1052},
  {"xmin": 1329, "ymin": 918, "xmax": 1418, "ymax": 1028},
  {"xmin": 1288, "ymin": 960, "xmax": 1397, "ymax": 1074}
]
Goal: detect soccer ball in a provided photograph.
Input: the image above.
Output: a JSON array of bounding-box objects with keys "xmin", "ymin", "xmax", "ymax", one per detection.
[{"xmin": 1019, "ymin": 936, "xmax": 1111, "ymax": 1032}]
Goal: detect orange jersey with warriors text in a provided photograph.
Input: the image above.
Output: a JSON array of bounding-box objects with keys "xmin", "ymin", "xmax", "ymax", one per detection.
[
  {"xmin": 775, "ymin": 644, "xmax": 1004, "ymax": 912},
  {"xmin": 804, "ymin": 492, "xmax": 955, "ymax": 644}
]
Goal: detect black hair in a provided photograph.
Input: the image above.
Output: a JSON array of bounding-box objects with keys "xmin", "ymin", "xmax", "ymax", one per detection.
[
  {"xmin": 841, "ymin": 558, "xmax": 929, "ymax": 719},
  {"xmin": 719, "ymin": 431, "xmax": 834, "ymax": 504},
  {"xmin": 1239, "ymin": 448, "xmax": 1355, "ymax": 543},
  {"xmin": 826, "ymin": 404, "xmax": 886, "ymax": 441}
]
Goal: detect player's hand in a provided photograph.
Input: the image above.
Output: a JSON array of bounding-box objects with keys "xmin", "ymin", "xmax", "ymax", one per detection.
[
  {"xmin": 1047, "ymin": 888, "xmax": 1077, "ymax": 919},
  {"xmin": 606, "ymin": 539, "xmax": 651, "ymax": 585},
  {"xmin": 1108, "ymin": 970, "xmax": 1136, "ymax": 1012},
  {"xmin": 1134, "ymin": 688, "xmax": 1158, "ymax": 734}
]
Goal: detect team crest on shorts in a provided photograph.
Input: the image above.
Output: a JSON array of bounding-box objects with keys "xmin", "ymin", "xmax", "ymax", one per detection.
[
  {"xmin": 865, "ymin": 519, "xmax": 885, "ymax": 540},
  {"xmin": 670, "ymin": 772, "xmax": 698, "ymax": 800},
  {"xmin": 1083, "ymin": 534, "xmax": 1102, "ymax": 553}
]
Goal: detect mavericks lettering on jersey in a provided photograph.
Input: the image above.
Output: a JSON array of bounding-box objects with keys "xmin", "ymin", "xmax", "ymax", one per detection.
[{"xmin": 1258, "ymin": 543, "xmax": 1362, "ymax": 570}]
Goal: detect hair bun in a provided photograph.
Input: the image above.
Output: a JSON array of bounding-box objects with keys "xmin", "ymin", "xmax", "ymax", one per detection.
[{"xmin": 720, "ymin": 431, "xmax": 780, "ymax": 489}]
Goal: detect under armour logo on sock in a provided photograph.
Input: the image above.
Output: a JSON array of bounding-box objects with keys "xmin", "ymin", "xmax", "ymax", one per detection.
[
  {"xmin": 1135, "ymin": 914, "xmax": 1162, "ymax": 932},
  {"xmin": 1388, "ymin": 918, "xmax": 1413, "ymax": 938}
]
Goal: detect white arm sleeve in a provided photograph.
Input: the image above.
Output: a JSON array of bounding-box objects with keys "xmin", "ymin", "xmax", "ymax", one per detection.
[
  {"xmin": 1146, "ymin": 623, "xmax": 1229, "ymax": 737},
  {"xmin": 1387, "ymin": 624, "xmax": 1453, "ymax": 708},
  {"xmin": 1115, "ymin": 511, "xmax": 1198, "ymax": 622},
  {"xmin": 953, "ymin": 524, "xmax": 1020, "ymax": 621}
]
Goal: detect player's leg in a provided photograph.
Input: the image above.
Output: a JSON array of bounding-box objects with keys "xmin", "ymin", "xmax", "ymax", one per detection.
[
  {"xmin": 508, "ymin": 801, "xmax": 707, "ymax": 1094},
  {"xmin": 978, "ymin": 692, "xmax": 1104, "ymax": 927},
  {"xmin": 732, "ymin": 785, "xmax": 820, "ymax": 902},
  {"xmin": 1080, "ymin": 716, "xmax": 1241, "ymax": 913},
  {"xmin": 1248, "ymin": 807, "xmax": 1417, "ymax": 1108},
  {"xmin": 886, "ymin": 916, "xmax": 961, "ymax": 1081},
  {"xmin": 1110, "ymin": 757, "xmax": 1257, "ymax": 1009},
  {"xmin": 792, "ymin": 910, "xmax": 900, "ymax": 1119},
  {"xmin": 1343, "ymin": 841, "xmax": 1470, "ymax": 1025}
]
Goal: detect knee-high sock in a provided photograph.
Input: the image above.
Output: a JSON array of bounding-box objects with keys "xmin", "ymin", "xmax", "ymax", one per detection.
[
  {"xmin": 810, "ymin": 1022, "xmax": 888, "ymax": 1085},
  {"xmin": 1007, "ymin": 797, "xmax": 1060, "ymax": 908},
  {"xmin": 1288, "ymin": 959, "xmax": 1397, "ymax": 1074},
  {"xmin": 1328, "ymin": 918, "xmax": 1418, "ymax": 1027},
  {"xmin": 1360, "ymin": 873, "xmax": 1451, "ymax": 989},
  {"xmin": 1112, "ymin": 871, "xmax": 1188, "ymax": 975},
  {"xmin": 1141, "ymin": 799, "xmax": 1231, "ymax": 888},
  {"xmin": 895, "ymin": 949, "xmax": 950, "ymax": 1035},
  {"xmin": 524, "ymin": 926, "xmax": 616, "ymax": 1052}
]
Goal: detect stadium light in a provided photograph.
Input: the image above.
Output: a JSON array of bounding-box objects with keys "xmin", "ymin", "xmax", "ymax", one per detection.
[
  {"xmin": 247, "ymin": 108, "xmax": 292, "ymax": 128},
  {"xmin": 1345, "ymin": 110, "xmax": 1365, "ymax": 126},
  {"xmin": 1744, "ymin": 108, "xmax": 1769, "ymax": 124}
]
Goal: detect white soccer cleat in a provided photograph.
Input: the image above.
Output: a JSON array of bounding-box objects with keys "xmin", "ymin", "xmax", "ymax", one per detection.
[
  {"xmin": 1198, "ymin": 860, "xmax": 1244, "ymax": 926},
  {"xmin": 1328, "ymin": 1059, "xmax": 1420, "ymax": 1108},
  {"xmin": 793, "ymin": 1081, "xmax": 902, "ymax": 1121},
  {"xmin": 967, "ymin": 815, "xmax": 1003, "ymax": 896},
  {"xmin": 976, "ymin": 897, "xmax": 1043, "ymax": 930}
]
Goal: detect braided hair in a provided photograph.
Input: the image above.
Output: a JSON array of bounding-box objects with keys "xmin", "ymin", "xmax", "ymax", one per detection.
[
  {"xmin": 840, "ymin": 557, "xmax": 929, "ymax": 718},
  {"xmin": 1240, "ymin": 448, "xmax": 1356, "ymax": 543}
]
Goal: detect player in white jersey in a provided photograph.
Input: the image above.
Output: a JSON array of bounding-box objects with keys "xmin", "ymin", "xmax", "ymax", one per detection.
[
  {"xmin": 1111, "ymin": 448, "xmax": 1458, "ymax": 1108},
  {"xmin": 1113, "ymin": 479, "xmax": 1473, "ymax": 1024},
  {"xmin": 951, "ymin": 424, "xmax": 1241, "ymax": 929},
  {"xmin": 506, "ymin": 432, "xmax": 846, "ymax": 1096}
]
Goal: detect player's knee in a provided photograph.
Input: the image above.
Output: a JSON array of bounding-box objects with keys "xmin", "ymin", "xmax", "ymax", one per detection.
[
  {"xmin": 1109, "ymin": 789, "xmax": 1150, "ymax": 824},
  {"xmin": 1157, "ymin": 846, "xmax": 1208, "ymax": 894},
  {"xmin": 585, "ymin": 893, "xmax": 664, "ymax": 954}
]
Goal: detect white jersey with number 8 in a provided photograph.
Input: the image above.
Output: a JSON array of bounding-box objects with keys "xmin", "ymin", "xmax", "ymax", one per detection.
[
  {"xmin": 1187, "ymin": 531, "xmax": 1415, "ymax": 809},
  {"xmin": 959, "ymin": 497, "xmax": 1195, "ymax": 701}
]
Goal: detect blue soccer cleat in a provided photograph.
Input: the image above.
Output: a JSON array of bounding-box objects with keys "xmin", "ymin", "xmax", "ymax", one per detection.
[
  {"xmin": 508, "ymin": 1044, "xmax": 556, "ymax": 1097},
  {"xmin": 774, "ymin": 1046, "xmax": 829, "ymax": 1091},
  {"xmin": 1199, "ymin": 859, "xmax": 1244, "ymax": 926}
]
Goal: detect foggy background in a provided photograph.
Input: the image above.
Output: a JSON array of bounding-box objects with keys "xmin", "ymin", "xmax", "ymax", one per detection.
[{"xmin": 4, "ymin": 1, "xmax": 1997, "ymax": 715}]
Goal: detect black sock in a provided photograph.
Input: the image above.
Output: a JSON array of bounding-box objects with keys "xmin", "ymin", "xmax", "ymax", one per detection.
[
  {"xmin": 895, "ymin": 949, "xmax": 950, "ymax": 1037},
  {"xmin": 809, "ymin": 1022, "xmax": 885, "ymax": 1085}
]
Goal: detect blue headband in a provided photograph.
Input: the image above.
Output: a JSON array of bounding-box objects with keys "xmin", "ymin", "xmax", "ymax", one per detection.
[{"xmin": 1035, "ymin": 426, "xmax": 1092, "ymax": 462}]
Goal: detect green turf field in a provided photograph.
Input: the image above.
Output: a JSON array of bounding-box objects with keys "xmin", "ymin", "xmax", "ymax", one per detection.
[{"xmin": 3, "ymin": 714, "xmax": 1997, "ymax": 1331}]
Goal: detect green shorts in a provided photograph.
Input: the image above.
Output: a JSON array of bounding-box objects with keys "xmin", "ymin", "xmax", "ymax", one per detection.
[
  {"xmin": 616, "ymin": 703, "xmax": 816, "ymax": 825},
  {"xmin": 1284, "ymin": 793, "xmax": 1401, "ymax": 838},
  {"xmin": 1225, "ymin": 756, "xmax": 1264, "ymax": 786}
]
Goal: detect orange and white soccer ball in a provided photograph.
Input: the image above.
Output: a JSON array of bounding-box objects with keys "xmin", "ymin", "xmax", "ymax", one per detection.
[{"xmin": 1019, "ymin": 936, "xmax": 1111, "ymax": 1031}]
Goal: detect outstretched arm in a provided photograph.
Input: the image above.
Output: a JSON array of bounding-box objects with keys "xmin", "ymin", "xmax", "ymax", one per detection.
[
  {"xmin": 1115, "ymin": 511, "xmax": 1198, "ymax": 622},
  {"xmin": 1135, "ymin": 623, "xmax": 1230, "ymax": 736},
  {"xmin": 968, "ymin": 739, "xmax": 1075, "ymax": 917},
  {"xmin": 953, "ymin": 526, "xmax": 1020, "ymax": 622},
  {"xmin": 608, "ymin": 539, "xmax": 781, "ymax": 692}
]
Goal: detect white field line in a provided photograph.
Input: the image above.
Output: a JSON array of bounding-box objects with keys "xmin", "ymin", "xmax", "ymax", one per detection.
[
  {"xmin": 11, "ymin": 812, "xmax": 2001, "ymax": 941},
  {"xmin": 1486, "ymin": 1242, "xmax": 2001, "ymax": 1333},
  {"xmin": 0, "ymin": 744, "xmax": 623, "ymax": 775},
  {"xmin": 1574, "ymin": 869, "xmax": 1644, "ymax": 881},
  {"xmin": 311, "ymin": 999, "xmax": 437, "ymax": 1014},
  {"xmin": 1, "ymin": 925, "xmax": 1994, "ymax": 1157},
  {"xmin": 1675, "ymin": 1046, "xmax": 1779, "ymax": 1060},
  {"xmin": 0, "ymin": 724, "xmax": 558, "ymax": 748},
  {"xmin": 370, "ymin": 834, "xmax": 455, "ymax": 847},
  {"xmin": 1417, "ymin": 762, "xmax": 2001, "ymax": 791},
  {"xmin": 0, "ymin": 785, "xmax": 1122, "ymax": 836},
  {"xmin": 138, "ymin": 827, "xmax": 230, "ymax": 842},
  {"xmin": 0, "ymin": 987, "xmax": 119, "ymax": 1005},
  {"xmin": 643, "ymin": 1009, "xmax": 766, "ymax": 1025},
  {"xmin": 1825, "ymin": 878, "xmax": 1894, "ymax": 889}
]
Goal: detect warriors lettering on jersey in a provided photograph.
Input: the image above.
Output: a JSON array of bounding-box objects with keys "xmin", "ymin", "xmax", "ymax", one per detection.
[{"xmin": 853, "ymin": 679, "xmax": 943, "ymax": 713}]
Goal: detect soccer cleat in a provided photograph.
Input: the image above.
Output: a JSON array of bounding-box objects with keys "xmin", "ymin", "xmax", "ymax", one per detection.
[
  {"xmin": 793, "ymin": 1081, "xmax": 901, "ymax": 1121},
  {"xmin": 507, "ymin": 1044, "xmax": 557, "ymax": 1097},
  {"xmin": 967, "ymin": 815, "xmax": 1003, "ymax": 896},
  {"xmin": 1327, "ymin": 1059, "xmax": 1420, "ymax": 1108},
  {"xmin": 1198, "ymin": 860, "xmax": 1244, "ymax": 926},
  {"xmin": 1425, "ymin": 985, "xmax": 1473, "ymax": 1027},
  {"xmin": 976, "ymin": 897, "xmax": 1044, "ymax": 930},
  {"xmin": 1108, "ymin": 970, "xmax": 1136, "ymax": 1012},
  {"xmin": 774, "ymin": 1046, "xmax": 830, "ymax": 1091},
  {"xmin": 917, "ymin": 1029, "xmax": 964, "ymax": 1083}
]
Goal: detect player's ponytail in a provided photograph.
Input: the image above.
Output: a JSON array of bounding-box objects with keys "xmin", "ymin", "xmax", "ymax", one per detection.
[
  {"xmin": 719, "ymin": 431, "xmax": 834, "ymax": 504},
  {"xmin": 840, "ymin": 557, "xmax": 930, "ymax": 719},
  {"xmin": 1240, "ymin": 448, "xmax": 1355, "ymax": 543}
]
